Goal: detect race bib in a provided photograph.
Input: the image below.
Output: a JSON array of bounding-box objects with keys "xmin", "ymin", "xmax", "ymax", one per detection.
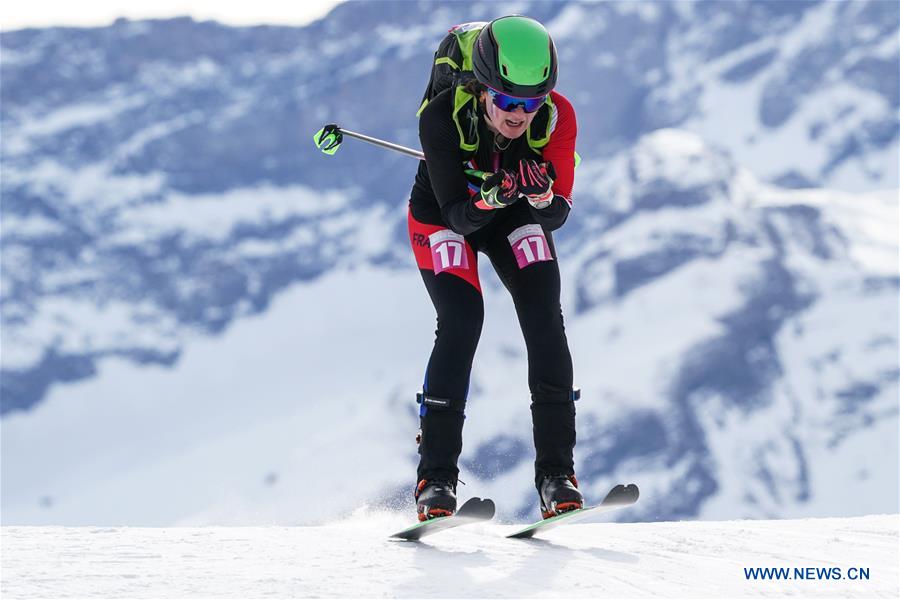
[
  {"xmin": 508, "ymin": 224, "xmax": 553, "ymax": 269},
  {"xmin": 429, "ymin": 229, "xmax": 469, "ymax": 274}
]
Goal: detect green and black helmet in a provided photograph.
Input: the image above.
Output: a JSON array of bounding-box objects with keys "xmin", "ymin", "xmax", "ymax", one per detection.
[{"xmin": 472, "ymin": 15, "xmax": 558, "ymax": 98}]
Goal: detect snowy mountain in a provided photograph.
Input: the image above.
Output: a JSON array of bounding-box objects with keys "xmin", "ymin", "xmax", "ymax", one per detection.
[
  {"xmin": 1, "ymin": 1, "xmax": 898, "ymax": 526},
  {"xmin": 2, "ymin": 515, "xmax": 898, "ymax": 598}
]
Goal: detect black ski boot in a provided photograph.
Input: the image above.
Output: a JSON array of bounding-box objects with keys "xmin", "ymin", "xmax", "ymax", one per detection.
[
  {"xmin": 538, "ymin": 474, "xmax": 584, "ymax": 519},
  {"xmin": 415, "ymin": 479, "xmax": 458, "ymax": 521}
]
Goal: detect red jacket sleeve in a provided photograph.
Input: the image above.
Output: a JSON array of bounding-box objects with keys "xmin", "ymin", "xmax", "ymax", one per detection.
[
  {"xmin": 543, "ymin": 90, "xmax": 577, "ymax": 206},
  {"xmin": 525, "ymin": 91, "xmax": 576, "ymax": 231}
]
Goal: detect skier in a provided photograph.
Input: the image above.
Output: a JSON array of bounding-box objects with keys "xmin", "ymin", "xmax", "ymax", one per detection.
[{"xmin": 408, "ymin": 15, "xmax": 583, "ymax": 521}]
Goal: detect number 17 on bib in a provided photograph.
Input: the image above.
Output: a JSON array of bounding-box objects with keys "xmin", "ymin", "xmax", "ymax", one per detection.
[
  {"xmin": 429, "ymin": 229, "xmax": 470, "ymax": 274},
  {"xmin": 508, "ymin": 224, "xmax": 553, "ymax": 269}
]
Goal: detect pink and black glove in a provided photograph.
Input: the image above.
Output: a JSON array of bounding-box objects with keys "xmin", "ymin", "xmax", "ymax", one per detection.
[
  {"xmin": 475, "ymin": 169, "xmax": 520, "ymax": 210},
  {"xmin": 517, "ymin": 159, "xmax": 556, "ymax": 209}
]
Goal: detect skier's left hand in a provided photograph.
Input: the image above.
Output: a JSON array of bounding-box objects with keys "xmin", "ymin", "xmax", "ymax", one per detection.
[
  {"xmin": 516, "ymin": 159, "xmax": 556, "ymax": 209},
  {"xmin": 477, "ymin": 168, "xmax": 520, "ymax": 209}
]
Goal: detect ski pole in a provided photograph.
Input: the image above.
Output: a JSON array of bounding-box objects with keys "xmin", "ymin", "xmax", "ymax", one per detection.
[{"xmin": 313, "ymin": 123, "xmax": 490, "ymax": 181}]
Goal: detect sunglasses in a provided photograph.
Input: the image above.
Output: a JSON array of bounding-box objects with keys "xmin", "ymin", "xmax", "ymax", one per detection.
[{"xmin": 487, "ymin": 88, "xmax": 547, "ymax": 113}]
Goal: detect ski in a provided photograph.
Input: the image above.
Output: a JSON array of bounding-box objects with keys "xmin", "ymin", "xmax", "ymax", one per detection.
[
  {"xmin": 507, "ymin": 483, "xmax": 639, "ymax": 539},
  {"xmin": 390, "ymin": 497, "xmax": 496, "ymax": 541}
]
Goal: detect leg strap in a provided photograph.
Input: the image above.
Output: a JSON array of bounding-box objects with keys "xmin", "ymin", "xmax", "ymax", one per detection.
[
  {"xmin": 417, "ymin": 391, "xmax": 467, "ymax": 413},
  {"xmin": 532, "ymin": 386, "xmax": 581, "ymax": 405}
]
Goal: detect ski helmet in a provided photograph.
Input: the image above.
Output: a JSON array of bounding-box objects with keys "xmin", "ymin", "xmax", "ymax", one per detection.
[{"xmin": 472, "ymin": 15, "xmax": 558, "ymax": 98}]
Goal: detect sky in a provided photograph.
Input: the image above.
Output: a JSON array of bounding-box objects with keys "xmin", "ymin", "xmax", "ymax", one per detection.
[{"xmin": 0, "ymin": 0, "xmax": 345, "ymax": 31}]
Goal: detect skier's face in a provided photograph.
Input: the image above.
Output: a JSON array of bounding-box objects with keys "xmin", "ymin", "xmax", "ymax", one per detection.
[{"xmin": 481, "ymin": 91, "xmax": 538, "ymax": 139}]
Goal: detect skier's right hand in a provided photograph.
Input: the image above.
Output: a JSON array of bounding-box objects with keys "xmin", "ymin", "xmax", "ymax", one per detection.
[{"xmin": 475, "ymin": 169, "xmax": 519, "ymax": 210}]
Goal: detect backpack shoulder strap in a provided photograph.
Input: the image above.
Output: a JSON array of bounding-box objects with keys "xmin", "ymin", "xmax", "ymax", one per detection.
[
  {"xmin": 526, "ymin": 96, "xmax": 555, "ymax": 152},
  {"xmin": 451, "ymin": 86, "xmax": 480, "ymax": 155}
]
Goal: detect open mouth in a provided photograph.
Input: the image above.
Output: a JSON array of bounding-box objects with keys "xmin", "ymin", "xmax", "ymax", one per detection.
[{"xmin": 505, "ymin": 118, "xmax": 525, "ymax": 128}]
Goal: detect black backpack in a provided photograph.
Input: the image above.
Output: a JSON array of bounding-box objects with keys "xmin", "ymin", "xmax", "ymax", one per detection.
[{"xmin": 417, "ymin": 22, "xmax": 488, "ymax": 116}]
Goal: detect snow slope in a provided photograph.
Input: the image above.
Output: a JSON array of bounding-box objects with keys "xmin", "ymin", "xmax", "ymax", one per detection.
[{"xmin": 1, "ymin": 515, "xmax": 897, "ymax": 598}]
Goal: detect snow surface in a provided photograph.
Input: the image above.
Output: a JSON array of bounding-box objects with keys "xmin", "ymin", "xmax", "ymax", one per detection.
[{"xmin": 1, "ymin": 515, "xmax": 897, "ymax": 598}]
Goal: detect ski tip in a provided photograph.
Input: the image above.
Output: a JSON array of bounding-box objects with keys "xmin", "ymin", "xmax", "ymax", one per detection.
[
  {"xmin": 623, "ymin": 483, "xmax": 640, "ymax": 502},
  {"xmin": 458, "ymin": 497, "xmax": 496, "ymax": 520},
  {"xmin": 600, "ymin": 483, "xmax": 640, "ymax": 506}
]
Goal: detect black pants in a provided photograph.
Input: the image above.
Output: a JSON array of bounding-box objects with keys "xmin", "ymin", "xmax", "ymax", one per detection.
[{"xmin": 409, "ymin": 203, "xmax": 576, "ymax": 487}]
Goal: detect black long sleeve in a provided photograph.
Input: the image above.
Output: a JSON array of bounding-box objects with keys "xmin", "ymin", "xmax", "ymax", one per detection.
[
  {"xmin": 416, "ymin": 92, "xmax": 496, "ymax": 236},
  {"xmin": 528, "ymin": 195, "xmax": 571, "ymax": 231}
]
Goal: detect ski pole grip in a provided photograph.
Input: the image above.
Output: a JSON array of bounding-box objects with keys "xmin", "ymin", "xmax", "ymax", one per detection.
[{"xmin": 464, "ymin": 169, "xmax": 491, "ymax": 181}]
